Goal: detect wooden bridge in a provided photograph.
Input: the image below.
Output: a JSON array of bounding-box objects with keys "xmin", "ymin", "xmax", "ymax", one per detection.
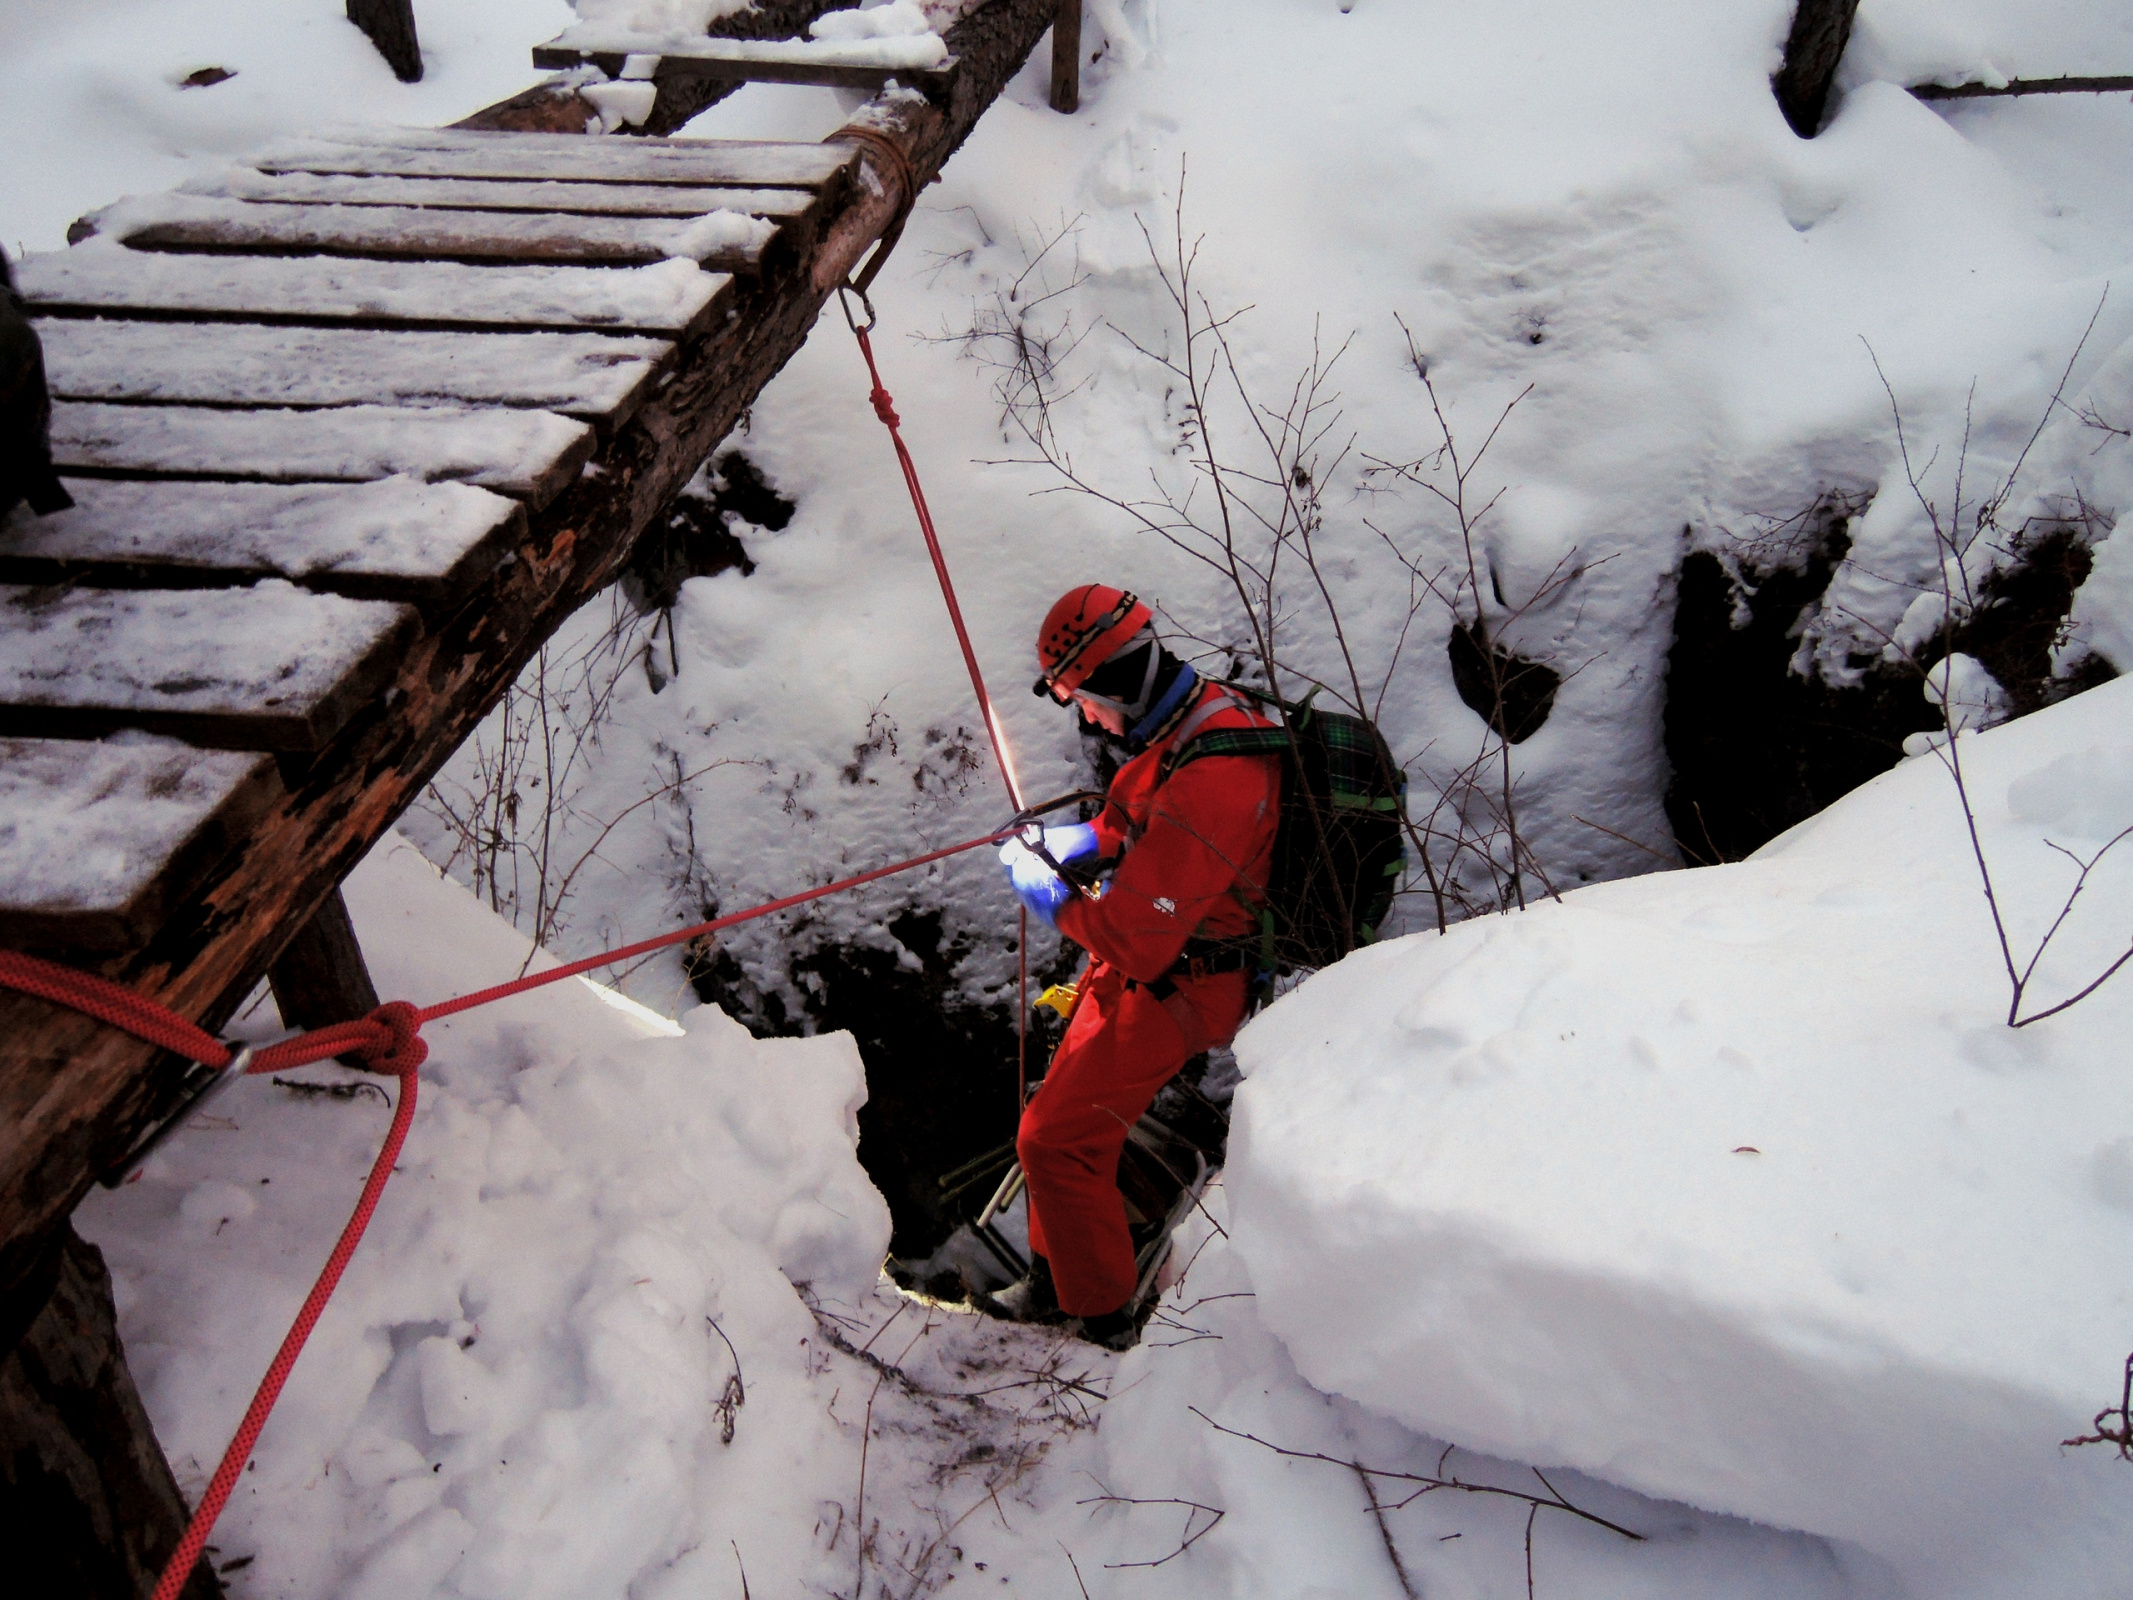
[{"xmin": 0, "ymin": 3, "xmax": 1074, "ymax": 1591}]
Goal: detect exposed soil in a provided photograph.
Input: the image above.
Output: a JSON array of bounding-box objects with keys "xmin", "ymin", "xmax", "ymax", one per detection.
[{"xmin": 1663, "ymin": 509, "xmax": 2115, "ymax": 864}]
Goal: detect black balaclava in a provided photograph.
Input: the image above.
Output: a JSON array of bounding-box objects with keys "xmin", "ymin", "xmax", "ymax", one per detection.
[{"xmin": 1075, "ymin": 638, "xmax": 1200, "ymax": 752}]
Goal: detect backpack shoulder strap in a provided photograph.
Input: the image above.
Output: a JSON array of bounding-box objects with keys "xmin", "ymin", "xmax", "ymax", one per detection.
[{"xmin": 1159, "ymin": 688, "xmax": 1289, "ymax": 780}]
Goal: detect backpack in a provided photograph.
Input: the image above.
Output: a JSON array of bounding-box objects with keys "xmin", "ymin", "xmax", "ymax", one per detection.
[{"xmin": 1161, "ymin": 684, "xmax": 1408, "ymax": 974}]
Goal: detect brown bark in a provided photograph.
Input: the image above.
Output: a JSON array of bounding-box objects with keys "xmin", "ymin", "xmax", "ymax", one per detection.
[
  {"xmin": 0, "ymin": 1228, "xmax": 224, "ymax": 1600},
  {"xmin": 346, "ymin": 0, "xmax": 422, "ymax": 86},
  {"xmin": 268, "ymin": 885, "xmax": 382, "ymax": 1041},
  {"xmin": 1050, "ymin": 0, "xmax": 1082, "ymax": 114},
  {"xmin": 0, "ymin": 0, "xmax": 1060, "ymax": 1331},
  {"xmin": 1772, "ymin": 0, "xmax": 1861, "ymax": 137}
]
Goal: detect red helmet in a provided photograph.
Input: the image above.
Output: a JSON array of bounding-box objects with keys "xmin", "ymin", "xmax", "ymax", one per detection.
[{"xmin": 1033, "ymin": 585, "xmax": 1152, "ymax": 703}]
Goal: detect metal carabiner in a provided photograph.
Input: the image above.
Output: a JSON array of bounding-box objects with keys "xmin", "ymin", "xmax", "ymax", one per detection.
[
  {"xmin": 837, "ymin": 282, "xmax": 879, "ymax": 336},
  {"xmin": 99, "ymin": 1043, "xmax": 255, "ymax": 1188}
]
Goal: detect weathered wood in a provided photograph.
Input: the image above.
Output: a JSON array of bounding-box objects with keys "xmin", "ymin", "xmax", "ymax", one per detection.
[
  {"xmin": 268, "ymin": 885, "xmax": 380, "ymax": 1034},
  {"xmin": 39, "ymin": 321, "xmax": 671, "ymax": 432},
  {"xmin": 255, "ymin": 130, "xmax": 861, "ymax": 190},
  {"xmin": 0, "ymin": 739, "xmax": 281, "ymax": 952},
  {"xmin": 0, "ymin": 1228, "xmax": 224, "ymax": 1600},
  {"xmin": 19, "ymin": 241, "xmax": 735, "ymax": 339},
  {"xmin": 530, "ymin": 37, "xmax": 957, "ymax": 96},
  {"xmin": 51, "ymin": 401, "xmax": 594, "ymax": 507},
  {"xmin": 458, "ymin": 0, "xmax": 864, "ymax": 138},
  {"xmin": 0, "ymin": 0, "xmax": 1063, "ymax": 1380},
  {"xmin": 194, "ymin": 168, "xmax": 819, "ymax": 221},
  {"xmin": 83, "ymin": 192, "xmax": 780, "ymax": 273},
  {"xmin": 0, "ymin": 582, "xmax": 419, "ymax": 751},
  {"xmin": 1773, "ymin": 0, "xmax": 1861, "ymax": 137},
  {"xmin": 1049, "ymin": 0, "xmax": 1081, "ymax": 114},
  {"xmin": 1911, "ymin": 74, "xmax": 2133, "ymax": 100},
  {"xmin": 0, "ymin": 478, "xmax": 527, "ymax": 607},
  {"xmin": 347, "ymin": 0, "xmax": 422, "ymax": 84}
]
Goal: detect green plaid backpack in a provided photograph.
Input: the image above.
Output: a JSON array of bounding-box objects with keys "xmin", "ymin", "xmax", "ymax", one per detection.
[{"xmin": 1160, "ymin": 684, "xmax": 1408, "ymax": 975}]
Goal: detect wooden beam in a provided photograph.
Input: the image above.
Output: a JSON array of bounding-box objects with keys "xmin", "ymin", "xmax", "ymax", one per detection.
[
  {"xmin": 347, "ymin": 0, "xmax": 422, "ymax": 85},
  {"xmin": 1050, "ymin": 0, "xmax": 1081, "ymax": 114},
  {"xmin": 268, "ymin": 886, "xmax": 381, "ymax": 1037},
  {"xmin": 0, "ymin": 0, "xmax": 1065, "ymax": 1319},
  {"xmin": 0, "ymin": 1228, "xmax": 224, "ymax": 1600},
  {"xmin": 1772, "ymin": 0, "xmax": 1861, "ymax": 138},
  {"xmin": 1911, "ymin": 74, "xmax": 2133, "ymax": 101},
  {"xmin": 529, "ymin": 40, "xmax": 957, "ymax": 98}
]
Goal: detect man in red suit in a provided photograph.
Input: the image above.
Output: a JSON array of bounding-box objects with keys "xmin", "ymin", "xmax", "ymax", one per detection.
[{"xmin": 998, "ymin": 586, "xmax": 1281, "ymax": 1346}]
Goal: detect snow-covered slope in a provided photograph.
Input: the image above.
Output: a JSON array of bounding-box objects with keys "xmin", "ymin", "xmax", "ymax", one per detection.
[{"xmin": 1229, "ymin": 674, "xmax": 2133, "ymax": 1597}]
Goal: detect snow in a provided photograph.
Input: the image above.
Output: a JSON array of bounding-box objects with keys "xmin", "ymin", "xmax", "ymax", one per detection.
[
  {"xmin": 18, "ymin": 237, "xmax": 732, "ymax": 334},
  {"xmin": 0, "ymin": 580, "xmax": 411, "ymax": 723},
  {"xmin": 1, "ymin": 477, "xmax": 523, "ymax": 588},
  {"xmin": 10, "ymin": 0, "xmax": 2133, "ymax": 1595},
  {"xmin": 1227, "ymin": 675, "xmax": 2133, "ymax": 1598},
  {"xmin": 0, "ymin": 735, "xmax": 268, "ymax": 916},
  {"xmin": 51, "ymin": 400, "xmax": 592, "ymax": 499}
]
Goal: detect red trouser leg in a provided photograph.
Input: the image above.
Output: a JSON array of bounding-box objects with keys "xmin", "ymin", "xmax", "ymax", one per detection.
[{"xmin": 1017, "ymin": 965, "xmax": 1244, "ymax": 1317}]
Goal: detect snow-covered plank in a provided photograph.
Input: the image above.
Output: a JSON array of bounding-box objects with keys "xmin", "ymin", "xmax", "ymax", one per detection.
[
  {"xmin": 50, "ymin": 402, "xmax": 595, "ymax": 508},
  {"xmin": 16, "ymin": 240, "xmax": 732, "ymax": 339},
  {"xmin": 530, "ymin": 34, "xmax": 956, "ymax": 93},
  {"xmin": 82, "ymin": 192, "xmax": 780, "ymax": 274},
  {"xmin": 0, "ymin": 582, "xmax": 419, "ymax": 750},
  {"xmin": 0, "ymin": 478, "xmax": 525, "ymax": 607},
  {"xmin": 252, "ymin": 130, "xmax": 859, "ymax": 191},
  {"xmin": 0, "ymin": 737, "xmax": 281, "ymax": 951},
  {"xmin": 38, "ymin": 321, "xmax": 672, "ymax": 430},
  {"xmin": 192, "ymin": 168, "xmax": 819, "ymax": 222}
]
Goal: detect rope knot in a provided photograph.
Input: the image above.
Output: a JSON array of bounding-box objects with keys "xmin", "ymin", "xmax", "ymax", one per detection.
[
  {"xmin": 869, "ymin": 384, "xmax": 900, "ymax": 428},
  {"xmin": 351, "ymin": 1000, "xmax": 427, "ymax": 1078}
]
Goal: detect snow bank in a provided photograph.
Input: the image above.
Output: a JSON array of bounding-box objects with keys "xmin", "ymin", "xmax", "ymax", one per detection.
[
  {"xmin": 1227, "ymin": 675, "xmax": 2133, "ymax": 1596},
  {"xmin": 77, "ymin": 835, "xmax": 890, "ymax": 1598}
]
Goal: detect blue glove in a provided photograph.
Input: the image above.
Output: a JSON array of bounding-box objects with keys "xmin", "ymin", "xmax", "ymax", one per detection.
[
  {"xmin": 1037, "ymin": 822, "xmax": 1099, "ymax": 866},
  {"xmin": 1000, "ymin": 835, "xmax": 1076, "ymax": 928}
]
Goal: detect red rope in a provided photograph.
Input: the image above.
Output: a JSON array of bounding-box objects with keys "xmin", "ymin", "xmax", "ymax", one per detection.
[
  {"xmin": 0, "ymin": 824, "xmax": 1010, "ymax": 1599},
  {"xmin": 850, "ymin": 322, "xmax": 1023, "ymax": 816}
]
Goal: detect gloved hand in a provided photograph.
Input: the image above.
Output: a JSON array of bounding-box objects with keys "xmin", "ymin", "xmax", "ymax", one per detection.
[
  {"xmin": 1000, "ymin": 834, "xmax": 1077, "ymax": 928},
  {"xmin": 1033, "ymin": 822, "xmax": 1098, "ymax": 867}
]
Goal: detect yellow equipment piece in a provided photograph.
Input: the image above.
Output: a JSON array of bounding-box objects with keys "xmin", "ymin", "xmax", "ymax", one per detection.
[{"xmin": 1034, "ymin": 982, "xmax": 1079, "ymax": 1020}]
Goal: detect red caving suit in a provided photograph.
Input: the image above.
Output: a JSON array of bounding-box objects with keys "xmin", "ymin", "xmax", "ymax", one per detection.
[{"xmin": 1019, "ymin": 682, "xmax": 1280, "ymax": 1315}]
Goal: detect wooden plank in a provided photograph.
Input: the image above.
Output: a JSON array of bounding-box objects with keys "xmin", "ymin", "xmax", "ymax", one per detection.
[
  {"xmin": 0, "ymin": 478, "xmax": 526, "ymax": 608},
  {"xmin": 1049, "ymin": 0, "xmax": 1080, "ymax": 113},
  {"xmin": 38, "ymin": 322, "xmax": 671, "ymax": 430},
  {"xmin": 529, "ymin": 38, "xmax": 957, "ymax": 95},
  {"xmin": 0, "ymin": 581, "xmax": 419, "ymax": 751},
  {"xmin": 81, "ymin": 192, "xmax": 779, "ymax": 274},
  {"xmin": 0, "ymin": 738, "xmax": 280, "ymax": 951},
  {"xmin": 252, "ymin": 130, "xmax": 860, "ymax": 190},
  {"xmin": 50, "ymin": 402, "xmax": 595, "ymax": 508},
  {"xmin": 17, "ymin": 240, "xmax": 734, "ymax": 339},
  {"xmin": 192, "ymin": 168, "xmax": 819, "ymax": 221}
]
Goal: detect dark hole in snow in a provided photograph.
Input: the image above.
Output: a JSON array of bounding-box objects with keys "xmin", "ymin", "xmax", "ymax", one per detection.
[
  {"xmin": 1662, "ymin": 511, "xmax": 2115, "ymax": 865},
  {"xmin": 620, "ymin": 449, "xmax": 792, "ymax": 616},
  {"xmin": 179, "ymin": 67, "xmax": 236, "ymax": 89},
  {"xmin": 1447, "ymin": 620, "xmax": 1559, "ymax": 743}
]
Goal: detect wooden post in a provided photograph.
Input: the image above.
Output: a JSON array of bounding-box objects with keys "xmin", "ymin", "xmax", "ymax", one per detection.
[
  {"xmin": 268, "ymin": 885, "xmax": 380, "ymax": 1040},
  {"xmin": 0, "ymin": 1228, "xmax": 224, "ymax": 1600},
  {"xmin": 1773, "ymin": 0, "xmax": 1861, "ymax": 137},
  {"xmin": 1049, "ymin": 0, "xmax": 1081, "ymax": 114},
  {"xmin": 347, "ymin": 0, "xmax": 422, "ymax": 85}
]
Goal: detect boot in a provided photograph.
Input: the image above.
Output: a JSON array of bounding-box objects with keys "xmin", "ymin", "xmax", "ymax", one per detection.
[
  {"xmin": 1072, "ymin": 1305, "xmax": 1139, "ymax": 1352},
  {"xmin": 975, "ymin": 1254, "xmax": 1061, "ymax": 1324}
]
